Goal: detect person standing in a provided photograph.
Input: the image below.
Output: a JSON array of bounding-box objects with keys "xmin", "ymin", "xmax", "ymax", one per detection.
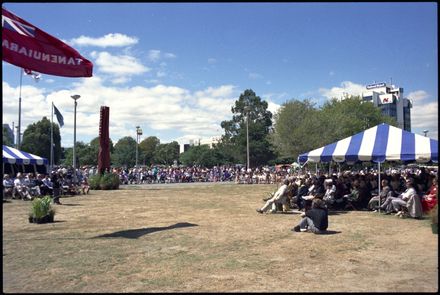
[{"xmin": 51, "ymin": 171, "xmax": 62, "ymax": 205}]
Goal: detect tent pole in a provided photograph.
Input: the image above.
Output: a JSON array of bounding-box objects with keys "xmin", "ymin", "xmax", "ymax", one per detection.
[{"xmin": 378, "ymin": 162, "xmax": 381, "ymax": 212}]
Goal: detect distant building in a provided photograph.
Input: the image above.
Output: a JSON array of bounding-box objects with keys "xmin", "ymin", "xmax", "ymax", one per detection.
[
  {"xmin": 361, "ymin": 82, "xmax": 412, "ymax": 131},
  {"xmin": 180, "ymin": 136, "xmax": 221, "ymax": 153},
  {"xmin": 3, "ymin": 124, "xmax": 14, "ymax": 145}
]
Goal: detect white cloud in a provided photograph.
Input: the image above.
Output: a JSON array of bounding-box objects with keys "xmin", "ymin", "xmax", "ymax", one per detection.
[
  {"xmin": 208, "ymin": 58, "xmax": 217, "ymax": 64},
  {"xmin": 249, "ymin": 72, "xmax": 263, "ymax": 80},
  {"xmin": 148, "ymin": 49, "xmax": 176, "ymax": 62},
  {"xmin": 2, "ymin": 80, "xmax": 239, "ymax": 147},
  {"xmin": 267, "ymin": 100, "xmax": 281, "ymax": 116},
  {"xmin": 408, "ymin": 90, "xmax": 438, "ymax": 140},
  {"xmin": 92, "ymin": 51, "xmax": 150, "ymax": 76},
  {"xmin": 70, "ymin": 33, "xmax": 139, "ymax": 47},
  {"xmin": 407, "ymin": 90, "xmax": 430, "ymax": 102},
  {"xmin": 319, "ymin": 81, "xmax": 366, "ymax": 100}
]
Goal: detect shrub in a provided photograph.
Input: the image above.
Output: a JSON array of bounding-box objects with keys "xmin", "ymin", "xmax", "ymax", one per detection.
[
  {"xmin": 29, "ymin": 196, "xmax": 55, "ymax": 222},
  {"xmin": 89, "ymin": 174, "xmax": 102, "ymax": 190},
  {"xmin": 89, "ymin": 173, "xmax": 119, "ymax": 190}
]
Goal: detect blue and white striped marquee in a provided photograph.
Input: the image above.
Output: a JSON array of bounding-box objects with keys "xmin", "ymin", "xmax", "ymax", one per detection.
[
  {"xmin": 298, "ymin": 123, "xmax": 438, "ymax": 164},
  {"xmin": 2, "ymin": 145, "xmax": 48, "ymax": 165}
]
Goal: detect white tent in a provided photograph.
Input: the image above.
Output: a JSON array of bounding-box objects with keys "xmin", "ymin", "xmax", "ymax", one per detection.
[
  {"xmin": 298, "ymin": 123, "xmax": 438, "ymax": 209},
  {"xmin": 298, "ymin": 123, "xmax": 438, "ymax": 164},
  {"xmin": 2, "ymin": 145, "xmax": 48, "ymax": 175}
]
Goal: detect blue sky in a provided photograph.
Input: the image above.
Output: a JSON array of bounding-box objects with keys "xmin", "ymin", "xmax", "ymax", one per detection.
[{"xmin": 2, "ymin": 2, "xmax": 438, "ymax": 149}]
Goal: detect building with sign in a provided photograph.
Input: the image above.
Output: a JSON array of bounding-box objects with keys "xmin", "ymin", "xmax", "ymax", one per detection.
[{"xmin": 361, "ymin": 82, "xmax": 412, "ymax": 131}]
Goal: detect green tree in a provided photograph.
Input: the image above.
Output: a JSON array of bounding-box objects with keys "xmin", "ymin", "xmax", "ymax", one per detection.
[
  {"xmin": 319, "ymin": 96, "xmax": 397, "ymax": 142},
  {"xmin": 271, "ymin": 99, "xmax": 317, "ymax": 162},
  {"xmin": 62, "ymin": 141, "xmax": 88, "ymax": 167},
  {"xmin": 138, "ymin": 136, "xmax": 160, "ymax": 166},
  {"xmin": 154, "ymin": 141, "xmax": 180, "ymax": 165},
  {"xmin": 271, "ymin": 96, "xmax": 398, "ymax": 160},
  {"xmin": 219, "ymin": 89, "xmax": 275, "ymax": 167},
  {"xmin": 21, "ymin": 117, "xmax": 62, "ymax": 164},
  {"xmin": 180, "ymin": 144, "xmax": 222, "ymax": 167},
  {"xmin": 111, "ymin": 136, "xmax": 137, "ymax": 168},
  {"xmin": 2, "ymin": 125, "xmax": 14, "ymax": 146},
  {"xmin": 62, "ymin": 138, "xmax": 113, "ymax": 167}
]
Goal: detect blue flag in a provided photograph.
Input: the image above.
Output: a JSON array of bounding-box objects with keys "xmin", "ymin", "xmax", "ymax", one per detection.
[{"xmin": 53, "ymin": 104, "xmax": 64, "ymax": 127}]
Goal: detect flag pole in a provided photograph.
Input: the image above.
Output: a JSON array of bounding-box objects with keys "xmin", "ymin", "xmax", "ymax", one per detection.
[
  {"xmin": 50, "ymin": 102, "xmax": 54, "ymax": 172},
  {"xmin": 17, "ymin": 68, "xmax": 23, "ymax": 149}
]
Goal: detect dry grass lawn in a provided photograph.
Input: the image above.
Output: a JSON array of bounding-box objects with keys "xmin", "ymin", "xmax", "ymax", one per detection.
[{"xmin": 2, "ymin": 183, "xmax": 438, "ymax": 292}]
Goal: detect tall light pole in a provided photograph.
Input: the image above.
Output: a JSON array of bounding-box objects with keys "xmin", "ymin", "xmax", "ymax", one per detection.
[
  {"xmin": 135, "ymin": 126, "xmax": 143, "ymax": 168},
  {"xmin": 17, "ymin": 69, "xmax": 23, "ymax": 149},
  {"xmin": 244, "ymin": 105, "xmax": 250, "ymax": 171},
  {"xmin": 71, "ymin": 94, "xmax": 80, "ymax": 184}
]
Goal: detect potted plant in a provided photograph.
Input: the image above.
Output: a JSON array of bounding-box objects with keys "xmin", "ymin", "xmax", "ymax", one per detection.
[
  {"xmin": 28, "ymin": 196, "xmax": 56, "ymax": 224},
  {"xmin": 430, "ymin": 203, "xmax": 438, "ymax": 234}
]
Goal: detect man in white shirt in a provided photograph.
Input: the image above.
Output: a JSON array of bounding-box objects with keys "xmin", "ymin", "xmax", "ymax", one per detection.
[
  {"xmin": 13, "ymin": 173, "xmax": 32, "ymax": 200},
  {"xmin": 257, "ymin": 179, "xmax": 290, "ymax": 213}
]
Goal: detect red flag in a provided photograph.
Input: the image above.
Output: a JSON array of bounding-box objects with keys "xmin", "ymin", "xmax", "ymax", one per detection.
[{"xmin": 2, "ymin": 7, "xmax": 93, "ymax": 77}]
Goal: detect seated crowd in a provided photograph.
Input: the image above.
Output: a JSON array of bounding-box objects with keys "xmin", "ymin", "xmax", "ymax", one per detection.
[
  {"xmin": 257, "ymin": 167, "xmax": 437, "ymax": 219},
  {"xmin": 113, "ymin": 165, "xmax": 288, "ymax": 185},
  {"xmin": 3, "ymin": 166, "xmax": 90, "ymax": 202},
  {"xmin": 5, "ymin": 164, "xmax": 436, "ymax": 219}
]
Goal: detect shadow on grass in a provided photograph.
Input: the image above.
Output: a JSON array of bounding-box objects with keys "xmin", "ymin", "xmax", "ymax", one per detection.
[
  {"xmin": 92, "ymin": 222, "xmax": 199, "ymax": 239},
  {"xmin": 328, "ymin": 210, "xmax": 350, "ymax": 215},
  {"xmin": 317, "ymin": 230, "xmax": 342, "ymax": 235}
]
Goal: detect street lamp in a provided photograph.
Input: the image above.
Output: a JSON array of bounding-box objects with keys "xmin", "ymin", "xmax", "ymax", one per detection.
[
  {"xmin": 423, "ymin": 130, "xmax": 429, "ymax": 137},
  {"xmin": 244, "ymin": 105, "xmax": 250, "ymax": 171},
  {"xmin": 71, "ymin": 94, "xmax": 80, "ymax": 185},
  {"xmin": 135, "ymin": 126, "xmax": 143, "ymax": 168}
]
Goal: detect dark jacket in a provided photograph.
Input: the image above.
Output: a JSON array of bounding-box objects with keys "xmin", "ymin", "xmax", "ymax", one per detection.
[{"xmin": 305, "ymin": 207, "xmax": 328, "ymax": 231}]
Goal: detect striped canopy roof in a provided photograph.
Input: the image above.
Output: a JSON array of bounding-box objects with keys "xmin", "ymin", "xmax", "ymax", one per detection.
[
  {"xmin": 298, "ymin": 123, "xmax": 438, "ymax": 164},
  {"xmin": 2, "ymin": 145, "xmax": 48, "ymax": 165}
]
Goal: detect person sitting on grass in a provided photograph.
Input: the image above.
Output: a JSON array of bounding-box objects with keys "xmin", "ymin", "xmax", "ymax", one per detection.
[
  {"xmin": 380, "ymin": 177, "xmax": 417, "ymax": 216},
  {"xmin": 342, "ymin": 180, "xmax": 361, "ymax": 209},
  {"xmin": 421, "ymin": 175, "xmax": 437, "ymax": 214},
  {"xmin": 13, "ymin": 172, "xmax": 32, "ymax": 200},
  {"xmin": 81, "ymin": 176, "xmax": 90, "ymax": 195},
  {"xmin": 3, "ymin": 174, "xmax": 14, "ymax": 199},
  {"xmin": 294, "ymin": 177, "xmax": 310, "ymax": 211},
  {"xmin": 42, "ymin": 174, "xmax": 53, "ymax": 196},
  {"xmin": 256, "ymin": 179, "xmax": 290, "ymax": 214},
  {"xmin": 292, "ymin": 198, "xmax": 328, "ymax": 234},
  {"xmin": 322, "ymin": 179, "xmax": 336, "ymax": 208},
  {"xmin": 367, "ymin": 179, "xmax": 395, "ymax": 211},
  {"xmin": 391, "ymin": 178, "xmax": 422, "ymax": 219}
]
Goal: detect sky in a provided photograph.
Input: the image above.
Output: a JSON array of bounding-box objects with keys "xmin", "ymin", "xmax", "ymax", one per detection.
[{"xmin": 2, "ymin": 2, "xmax": 438, "ymax": 150}]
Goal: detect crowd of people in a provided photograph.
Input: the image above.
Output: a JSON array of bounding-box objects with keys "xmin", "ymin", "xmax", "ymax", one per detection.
[
  {"xmin": 3, "ymin": 163, "xmax": 437, "ymax": 218},
  {"xmin": 113, "ymin": 165, "xmax": 287, "ymax": 185},
  {"xmin": 3, "ymin": 166, "xmax": 90, "ymax": 204},
  {"xmin": 256, "ymin": 166, "xmax": 438, "ymax": 223}
]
